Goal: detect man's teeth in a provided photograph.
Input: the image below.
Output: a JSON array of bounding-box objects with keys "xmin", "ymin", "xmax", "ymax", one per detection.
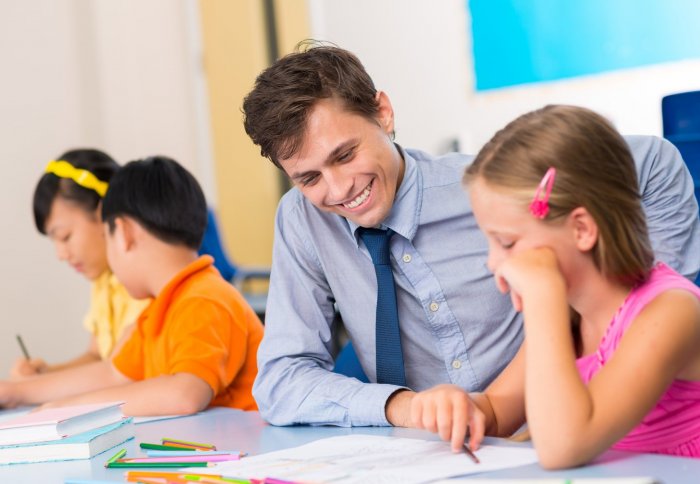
[{"xmin": 344, "ymin": 183, "xmax": 372, "ymax": 209}]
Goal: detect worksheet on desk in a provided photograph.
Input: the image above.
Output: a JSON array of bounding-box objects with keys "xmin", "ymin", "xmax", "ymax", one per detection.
[{"xmin": 185, "ymin": 434, "xmax": 538, "ymax": 483}]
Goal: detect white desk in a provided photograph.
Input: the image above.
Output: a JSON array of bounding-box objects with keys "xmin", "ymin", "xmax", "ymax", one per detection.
[{"xmin": 0, "ymin": 407, "xmax": 698, "ymax": 483}]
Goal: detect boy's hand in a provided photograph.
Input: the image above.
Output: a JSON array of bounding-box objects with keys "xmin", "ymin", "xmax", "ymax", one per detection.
[
  {"xmin": 409, "ymin": 384, "xmax": 485, "ymax": 453},
  {"xmin": 9, "ymin": 357, "xmax": 48, "ymax": 380}
]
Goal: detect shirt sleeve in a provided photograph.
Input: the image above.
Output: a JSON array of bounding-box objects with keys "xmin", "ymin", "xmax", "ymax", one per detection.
[
  {"xmin": 628, "ymin": 135, "xmax": 700, "ymax": 280},
  {"xmin": 252, "ymin": 195, "xmax": 400, "ymax": 427}
]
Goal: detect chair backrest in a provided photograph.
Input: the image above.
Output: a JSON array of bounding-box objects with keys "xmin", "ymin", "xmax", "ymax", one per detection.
[
  {"xmin": 199, "ymin": 208, "xmax": 237, "ymax": 281},
  {"xmin": 662, "ymin": 90, "xmax": 700, "ymax": 138}
]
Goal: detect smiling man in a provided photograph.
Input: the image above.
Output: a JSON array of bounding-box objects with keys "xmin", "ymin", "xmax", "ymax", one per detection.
[{"xmin": 242, "ymin": 43, "xmax": 700, "ymax": 429}]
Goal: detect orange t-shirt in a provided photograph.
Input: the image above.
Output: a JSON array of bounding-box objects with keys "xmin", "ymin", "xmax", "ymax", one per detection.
[{"xmin": 112, "ymin": 255, "xmax": 263, "ymax": 410}]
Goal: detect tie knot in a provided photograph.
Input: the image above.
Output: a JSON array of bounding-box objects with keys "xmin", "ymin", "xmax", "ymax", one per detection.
[{"xmin": 359, "ymin": 228, "xmax": 394, "ymax": 266}]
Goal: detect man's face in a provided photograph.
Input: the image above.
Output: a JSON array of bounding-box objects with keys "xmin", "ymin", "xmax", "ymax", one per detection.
[{"xmin": 278, "ymin": 93, "xmax": 405, "ymax": 228}]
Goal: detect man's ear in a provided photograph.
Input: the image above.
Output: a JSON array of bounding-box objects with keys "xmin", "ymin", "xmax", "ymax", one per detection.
[
  {"xmin": 375, "ymin": 91, "xmax": 395, "ymax": 136},
  {"xmin": 569, "ymin": 206, "xmax": 598, "ymax": 252}
]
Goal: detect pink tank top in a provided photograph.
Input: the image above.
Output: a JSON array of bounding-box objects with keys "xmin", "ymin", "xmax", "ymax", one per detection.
[{"xmin": 576, "ymin": 263, "xmax": 700, "ymax": 458}]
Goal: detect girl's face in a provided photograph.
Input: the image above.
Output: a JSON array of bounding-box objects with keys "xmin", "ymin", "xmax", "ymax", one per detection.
[
  {"xmin": 44, "ymin": 197, "xmax": 109, "ymax": 281},
  {"xmin": 469, "ymin": 177, "xmax": 584, "ymax": 286}
]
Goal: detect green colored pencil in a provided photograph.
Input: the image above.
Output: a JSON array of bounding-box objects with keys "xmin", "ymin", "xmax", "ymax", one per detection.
[
  {"xmin": 107, "ymin": 461, "xmax": 210, "ymax": 469},
  {"xmin": 140, "ymin": 442, "xmax": 195, "ymax": 451}
]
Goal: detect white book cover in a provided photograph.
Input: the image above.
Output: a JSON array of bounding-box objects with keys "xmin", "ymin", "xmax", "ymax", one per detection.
[
  {"xmin": 0, "ymin": 417, "xmax": 134, "ymax": 465},
  {"xmin": 0, "ymin": 401, "xmax": 125, "ymax": 445}
]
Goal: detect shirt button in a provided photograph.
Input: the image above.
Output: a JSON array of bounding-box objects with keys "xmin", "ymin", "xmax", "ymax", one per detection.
[
  {"xmin": 402, "ymin": 254, "xmax": 412, "ymax": 263},
  {"xmin": 429, "ymin": 301, "xmax": 439, "ymax": 312},
  {"xmin": 452, "ymin": 359, "xmax": 462, "ymax": 369}
]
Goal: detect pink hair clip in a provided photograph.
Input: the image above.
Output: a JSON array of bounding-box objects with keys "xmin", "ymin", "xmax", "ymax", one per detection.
[{"xmin": 529, "ymin": 167, "xmax": 556, "ymax": 219}]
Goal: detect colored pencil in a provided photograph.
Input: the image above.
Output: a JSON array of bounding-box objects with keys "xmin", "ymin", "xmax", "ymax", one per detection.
[
  {"xmin": 108, "ymin": 461, "xmax": 211, "ymax": 469},
  {"xmin": 162, "ymin": 437, "xmax": 217, "ymax": 450},
  {"xmin": 141, "ymin": 442, "xmax": 196, "ymax": 451},
  {"xmin": 118, "ymin": 453, "xmax": 239, "ymax": 464}
]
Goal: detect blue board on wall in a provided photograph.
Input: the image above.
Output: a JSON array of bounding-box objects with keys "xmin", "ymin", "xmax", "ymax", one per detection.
[{"xmin": 469, "ymin": 0, "xmax": 700, "ymax": 91}]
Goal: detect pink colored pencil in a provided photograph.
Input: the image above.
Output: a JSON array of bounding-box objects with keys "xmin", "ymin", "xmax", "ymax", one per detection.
[{"xmin": 119, "ymin": 454, "xmax": 240, "ymax": 464}]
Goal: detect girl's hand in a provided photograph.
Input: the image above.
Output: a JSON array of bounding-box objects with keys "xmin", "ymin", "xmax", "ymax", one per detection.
[
  {"xmin": 410, "ymin": 384, "xmax": 485, "ymax": 453},
  {"xmin": 9, "ymin": 357, "xmax": 48, "ymax": 380},
  {"xmin": 493, "ymin": 247, "xmax": 565, "ymax": 312}
]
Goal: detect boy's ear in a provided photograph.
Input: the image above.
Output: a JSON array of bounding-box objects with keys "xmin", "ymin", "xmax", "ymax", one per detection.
[
  {"xmin": 113, "ymin": 216, "xmax": 137, "ymax": 253},
  {"xmin": 570, "ymin": 206, "xmax": 598, "ymax": 252}
]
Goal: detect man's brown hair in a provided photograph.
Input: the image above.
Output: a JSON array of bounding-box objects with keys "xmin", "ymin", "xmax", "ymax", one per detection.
[{"xmin": 243, "ymin": 41, "xmax": 379, "ymax": 169}]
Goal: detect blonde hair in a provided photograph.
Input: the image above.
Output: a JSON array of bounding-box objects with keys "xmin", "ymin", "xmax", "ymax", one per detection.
[{"xmin": 464, "ymin": 105, "xmax": 653, "ymax": 286}]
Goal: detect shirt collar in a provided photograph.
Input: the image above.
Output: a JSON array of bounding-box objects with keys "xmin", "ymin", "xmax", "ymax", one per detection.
[
  {"xmin": 347, "ymin": 144, "xmax": 422, "ymax": 246},
  {"xmin": 141, "ymin": 255, "xmax": 215, "ymax": 337}
]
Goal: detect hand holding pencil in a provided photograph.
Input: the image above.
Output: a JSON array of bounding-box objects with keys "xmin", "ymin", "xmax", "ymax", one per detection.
[{"xmin": 10, "ymin": 335, "xmax": 47, "ymax": 380}]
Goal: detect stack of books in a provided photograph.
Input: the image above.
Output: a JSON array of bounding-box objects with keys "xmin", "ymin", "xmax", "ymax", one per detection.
[{"xmin": 0, "ymin": 401, "xmax": 133, "ymax": 465}]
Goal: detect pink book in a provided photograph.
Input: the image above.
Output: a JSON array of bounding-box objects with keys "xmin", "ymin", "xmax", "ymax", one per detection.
[{"xmin": 0, "ymin": 401, "xmax": 125, "ymax": 445}]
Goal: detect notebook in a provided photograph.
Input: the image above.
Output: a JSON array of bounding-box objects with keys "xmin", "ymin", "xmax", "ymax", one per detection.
[
  {"xmin": 0, "ymin": 401, "xmax": 124, "ymax": 445},
  {"xmin": 0, "ymin": 417, "xmax": 134, "ymax": 465}
]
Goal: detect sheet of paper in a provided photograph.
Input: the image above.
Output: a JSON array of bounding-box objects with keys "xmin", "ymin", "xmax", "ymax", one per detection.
[
  {"xmin": 184, "ymin": 434, "xmax": 538, "ymax": 483},
  {"xmin": 432, "ymin": 479, "xmax": 660, "ymax": 484}
]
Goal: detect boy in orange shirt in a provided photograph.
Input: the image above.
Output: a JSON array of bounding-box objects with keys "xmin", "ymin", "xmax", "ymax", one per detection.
[{"xmin": 0, "ymin": 156, "xmax": 263, "ymax": 415}]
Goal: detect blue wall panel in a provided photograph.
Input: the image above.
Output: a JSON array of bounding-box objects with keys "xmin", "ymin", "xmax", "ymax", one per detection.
[{"xmin": 469, "ymin": 0, "xmax": 700, "ymax": 91}]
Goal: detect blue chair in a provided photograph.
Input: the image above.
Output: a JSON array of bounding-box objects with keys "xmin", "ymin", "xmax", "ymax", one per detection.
[
  {"xmin": 662, "ymin": 90, "xmax": 700, "ymax": 138},
  {"xmin": 199, "ymin": 208, "xmax": 271, "ymax": 318},
  {"xmin": 333, "ymin": 341, "xmax": 369, "ymax": 382}
]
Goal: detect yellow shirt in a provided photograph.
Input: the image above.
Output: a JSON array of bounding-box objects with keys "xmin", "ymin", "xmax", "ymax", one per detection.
[{"xmin": 82, "ymin": 271, "xmax": 151, "ymax": 358}]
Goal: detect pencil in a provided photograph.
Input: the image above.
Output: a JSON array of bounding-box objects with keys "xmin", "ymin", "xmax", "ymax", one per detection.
[
  {"xmin": 16, "ymin": 334, "xmax": 30, "ymax": 359},
  {"xmin": 162, "ymin": 438, "xmax": 217, "ymax": 450},
  {"xmin": 463, "ymin": 443, "xmax": 480, "ymax": 464},
  {"xmin": 107, "ymin": 461, "xmax": 211, "ymax": 468},
  {"xmin": 104, "ymin": 448, "xmax": 127, "ymax": 467},
  {"xmin": 141, "ymin": 442, "xmax": 196, "ymax": 451}
]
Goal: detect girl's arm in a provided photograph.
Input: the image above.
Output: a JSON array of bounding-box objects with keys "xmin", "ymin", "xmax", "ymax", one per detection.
[
  {"xmin": 525, "ymin": 289, "xmax": 700, "ymax": 468},
  {"xmin": 10, "ymin": 336, "xmax": 102, "ymax": 379},
  {"xmin": 0, "ymin": 359, "xmax": 128, "ymax": 407}
]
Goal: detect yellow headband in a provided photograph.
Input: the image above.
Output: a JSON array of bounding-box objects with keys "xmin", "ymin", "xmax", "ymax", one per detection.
[{"xmin": 45, "ymin": 160, "xmax": 109, "ymax": 197}]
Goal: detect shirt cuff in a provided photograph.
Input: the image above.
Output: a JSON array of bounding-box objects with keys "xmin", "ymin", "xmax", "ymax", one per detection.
[{"xmin": 348, "ymin": 383, "xmax": 406, "ymax": 426}]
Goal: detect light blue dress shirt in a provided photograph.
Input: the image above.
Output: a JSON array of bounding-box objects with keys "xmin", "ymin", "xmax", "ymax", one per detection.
[{"xmin": 253, "ymin": 135, "xmax": 700, "ymax": 427}]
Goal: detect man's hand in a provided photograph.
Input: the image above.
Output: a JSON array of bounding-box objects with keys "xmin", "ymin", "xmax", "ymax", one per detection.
[
  {"xmin": 385, "ymin": 385, "xmax": 486, "ymax": 453},
  {"xmin": 410, "ymin": 384, "xmax": 486, "ymax": 453}
]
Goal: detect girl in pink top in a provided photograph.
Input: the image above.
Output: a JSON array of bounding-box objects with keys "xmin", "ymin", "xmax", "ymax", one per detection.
[{"xmin": 410, "ymin": 105, "xmax": 700, "ymax": 468}]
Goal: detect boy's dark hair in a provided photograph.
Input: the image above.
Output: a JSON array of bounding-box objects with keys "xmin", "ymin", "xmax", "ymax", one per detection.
[
  {"xmin": 33, "ymin": 148, "xmax": 119, "ymax": 234},
  {"xmin": 243, "ymin": 40, "xmax": 379, "ymax": 169},
  {"xmin": 101, "ymin": 156, "xmax": 207, "ymax": 250}
]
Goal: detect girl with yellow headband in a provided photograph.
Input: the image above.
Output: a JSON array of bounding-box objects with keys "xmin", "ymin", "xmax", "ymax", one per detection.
[{"xmin": 11, "ymin": 149, "xmax": 149, "ymax": 378}]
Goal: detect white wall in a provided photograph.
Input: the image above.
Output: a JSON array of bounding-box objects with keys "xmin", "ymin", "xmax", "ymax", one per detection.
[
  {"xmin": 0, "ymin": 0, "xmax": 210, "ymax": 374},
  {"xmin": 309, "ymin": 0, "xmax": 700, "ymax": 154}
]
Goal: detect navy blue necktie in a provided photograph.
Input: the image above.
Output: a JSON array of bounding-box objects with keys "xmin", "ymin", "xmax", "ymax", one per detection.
[{"xmin": 359, "ymin": 228, "xmax": 407, "ymax": 386}]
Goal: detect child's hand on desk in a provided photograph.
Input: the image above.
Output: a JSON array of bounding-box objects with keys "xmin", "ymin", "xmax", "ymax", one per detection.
[
  {"xmin": 410, "ymin": 384, "xmax": 485, "ymax": 453},
  {"xmin": 10, "ymin": 357, "xmax": 47, "ymax": 380}
]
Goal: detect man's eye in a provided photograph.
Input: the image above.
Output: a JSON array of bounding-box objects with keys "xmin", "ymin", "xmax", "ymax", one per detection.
[
  {"xmin": 338, "ymin": 149, "xmax": 354, "ymax": 162},
  {"xmin": 301, "ymin": 175, "xmax": 319, "ymax": 186}
]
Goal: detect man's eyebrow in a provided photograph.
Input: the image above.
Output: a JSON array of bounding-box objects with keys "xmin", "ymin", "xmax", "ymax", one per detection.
[{"xmin": 289, "ymin": 139, "xmax": 359, "ymax": 181}]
